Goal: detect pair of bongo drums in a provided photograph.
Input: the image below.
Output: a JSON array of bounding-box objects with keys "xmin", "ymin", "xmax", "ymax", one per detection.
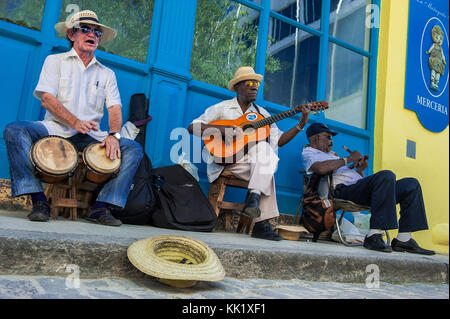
[{"xmin": 30, "ymin": 136, "xmax": 121, "ymax": 184}]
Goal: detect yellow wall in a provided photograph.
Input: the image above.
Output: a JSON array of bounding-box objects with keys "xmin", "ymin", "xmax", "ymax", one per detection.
[{"xmin": 375, "ymin": 0, "xmax": 449, "ymax": 253}]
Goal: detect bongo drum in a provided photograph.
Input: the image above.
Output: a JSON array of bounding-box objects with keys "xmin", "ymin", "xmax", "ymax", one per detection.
[
  {"xmin": 82, "ymin": 142, "xmax": 121, "ymax": 184},
  {"xmin": 30, "ymin": 136, "xmax": 79, "ymax": 183}
]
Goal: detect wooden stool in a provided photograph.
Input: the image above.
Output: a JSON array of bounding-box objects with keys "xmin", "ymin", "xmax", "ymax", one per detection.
[
  {"xmin": 207, "ymin": 170, "xmax": 253, "ymax": 234},
  {"xmin": 45, "ymin": 155, "xmax": 99, "ymax": 221}
]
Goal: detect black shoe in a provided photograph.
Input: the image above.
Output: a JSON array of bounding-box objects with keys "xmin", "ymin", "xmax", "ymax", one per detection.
[
  {"xmin": 242, "ymin": 192, "xmax": 261, "ymax": 219},
  {"xmin": 363, "ymin": 234, "xmax": 392, "ymax": 253},
  {"xmin": 251, "ymin": 220, "xmax": 283, "ymax": 241},
  {"xmin": 391, "ymin": 238, "xmax": 435, "ymax": 255},
  {"xmin": 27, "ymin": 201, "xmax": 50, "ymax": 222},
  {"xmin": 85, "ymin": 207, "xmax": 122, "ymax": 226}
]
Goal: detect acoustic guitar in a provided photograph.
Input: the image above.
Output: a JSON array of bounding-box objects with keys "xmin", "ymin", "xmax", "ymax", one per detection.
[{"xmin": 203, "ymin": 101, "xmax": 328, "ymax": 164}]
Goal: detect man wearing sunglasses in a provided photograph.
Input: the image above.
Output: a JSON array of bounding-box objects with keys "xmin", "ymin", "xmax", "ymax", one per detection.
[
  {"xmin": 188, "ymin": 66, "xmax": 310, "ymax": 241},
  {"xmin": 3, "ymin": 10, "xmax": 143, "ymax": 226},
  {"xmin": 302, "ymin": 123, "xmax": 434, "ymax": 255}
]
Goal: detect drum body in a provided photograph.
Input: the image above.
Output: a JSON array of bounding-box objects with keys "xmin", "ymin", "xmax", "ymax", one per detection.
[
  {"xmin": 82, "ymin": 142, "xmax": 121, "ymax": 184},
  {"xmin": 30, "ymin": 136, "xmax": 79, "ymax": 183}
]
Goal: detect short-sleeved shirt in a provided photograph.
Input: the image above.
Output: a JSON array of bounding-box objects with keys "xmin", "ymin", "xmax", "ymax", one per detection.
[
  {"xmin": 191, "ymin": 97, "xmax": 283, "ymax": 182},
  {"xmin": 302, "ymin": 146, "xmax": 362, "ymax": 187},
  {"xmin": 34, "ymin": 48, "xmax": 122, "ymax": 141}
]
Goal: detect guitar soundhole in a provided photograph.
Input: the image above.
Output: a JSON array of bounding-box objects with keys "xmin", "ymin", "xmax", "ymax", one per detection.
[{"xmin": 242, "ymin": 124, "xmax": 254, "ymax": 131}]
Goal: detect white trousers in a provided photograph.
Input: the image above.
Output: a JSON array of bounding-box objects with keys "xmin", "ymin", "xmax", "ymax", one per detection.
[{"xmin": 220, "ymin": 142, "xmax": 280, "ymax": 223}]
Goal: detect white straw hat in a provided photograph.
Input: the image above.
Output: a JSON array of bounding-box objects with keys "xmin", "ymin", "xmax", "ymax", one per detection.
[
  {"xmin": 228, "ymin": 66, "xmax": 263, "ymax": 92},
  {"xmin": 127, "ymin": 236, "xmax": 225, "ymax": 288},
  {"xmin": 55, "ymin": 10, "xmax": 117, "ymax": 44}
]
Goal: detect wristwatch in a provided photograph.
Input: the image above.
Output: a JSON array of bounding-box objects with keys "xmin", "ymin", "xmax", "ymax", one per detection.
[
  {"xmin": 341, "ymin": 157, "xmax": 348, "ymax": 166},
  {"xmin": 109, "ymin": 132, "xmax": 121, "ymax": 140},
  {"xmin": 295, "ymin": 124, "xmax": 303, "ymax": 132}
]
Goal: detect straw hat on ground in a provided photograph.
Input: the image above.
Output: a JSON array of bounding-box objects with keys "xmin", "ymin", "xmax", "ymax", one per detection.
[
  {"xmin": 228, "ymin": 66, "xmax": 263, "ymax": 92},
  {"xmin": 274, "ymin": 225, "xmax": 310, "ymax": 241},
  {"xmin": 55, "ymin": 10, "xmax": 117, "ymax": 44},
  {"xmin": 127, "ymin": 236, "xmax": 225, "ymax": 288}
]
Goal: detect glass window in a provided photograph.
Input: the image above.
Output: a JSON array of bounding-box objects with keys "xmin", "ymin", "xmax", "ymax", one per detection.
[
  {"xmin": 264, "ymin": 17, "xmax": 318, "ymax": 108},
  {"xmin": 325, "ymin": 43, "xmax": 369, "ymax": 129},
  {"xmin": 190, "ymin": 0, "xmax": 260, "ymax": 89},
  {"xmin": 329, "ymin": 0, "xmax": 371, "ymax": 50},
  {"xmin": 0, "ymin": 0, "xmax": 45, "ymax": 31},
  {"xmin": 58, "ymin": 0, "xmax": 154, "ymax": 63},
  {"xmin": 271, "ymin": 0, "xmax": 322, "ymax": 30}
]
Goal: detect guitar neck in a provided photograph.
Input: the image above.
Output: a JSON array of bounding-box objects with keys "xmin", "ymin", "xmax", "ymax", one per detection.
[{"xmin": 252, "ymin": 108, "xmax": 301, "ymax": 129}]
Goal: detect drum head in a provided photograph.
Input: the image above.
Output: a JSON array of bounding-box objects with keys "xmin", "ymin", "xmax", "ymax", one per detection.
[
  {"xmin": 31, "ymin": 136, "xmax": 78, "ymax": 175},
  {"xmin": 83, "ymin": 143, "xmax": 121, "ymax": 174}
]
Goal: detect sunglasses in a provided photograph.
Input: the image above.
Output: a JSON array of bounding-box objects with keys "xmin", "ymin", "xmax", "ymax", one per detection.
[
  {"xmin": 319, "ymin": 133, "xmax": 333, "ymax": 140},
  {"xmin": 244, "ymin": 80, "xmax": 260, "ymax": 88},
  {"xmin": 73, "ymin": 25, "xmax": 103, "ymax": 38}
]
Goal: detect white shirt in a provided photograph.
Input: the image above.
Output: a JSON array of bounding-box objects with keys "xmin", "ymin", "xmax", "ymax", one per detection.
[
  {"xmin": 191, "ymin": 97, "xmax": 283, "ymax": 182},
  {"xmin": 302, "ymin": 146, "xmax": 362, "ymax": 187},
  {"xmin": 34, "ymin": 48, "xmax": 122, "ymax": 141}
]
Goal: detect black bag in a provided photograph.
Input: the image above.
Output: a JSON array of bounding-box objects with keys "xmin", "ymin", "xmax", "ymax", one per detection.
[
  {"xmin": 151, "ymin": 164, "xmax": 218, "ymax": 232},
  {"xmin": 111, "ymin": 153, "xmax": 155, "ymax": 224},
  {"xmin": 300, "ymin": 173, "xmax": 335, "ymax": 242},
  {"xmin": 111, "ymin": 93, "xmax": 155, "ymax": 225}
]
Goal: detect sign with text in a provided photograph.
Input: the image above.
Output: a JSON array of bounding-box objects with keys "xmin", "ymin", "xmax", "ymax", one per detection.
[{"xmin": 405, "ymin": 0, "xmax": 449, "ymax": 133}]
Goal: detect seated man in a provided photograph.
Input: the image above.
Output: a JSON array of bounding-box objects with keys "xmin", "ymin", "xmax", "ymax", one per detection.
[
  {"xmin": 3, "ymin": 10, "xmax": 143, "ymax": 226},
  {"xmin": 188, "ymin": 66, "xmax": 310, "ymax": 241},
  {"xmin": 302, "ymin": 122, "xmax": 434, "ymax": 255}
]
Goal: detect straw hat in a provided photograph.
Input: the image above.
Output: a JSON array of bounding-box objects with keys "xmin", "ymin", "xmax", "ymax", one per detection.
[
  {"xmin": 127, "ymin": 236, "xmax": 225, "ymax": 288},
  {"xmin": 55, "ymin": 10, "xmax": 117, "ymax": 44},
  {"xmin": 228, "ymin": 66, "xmax": 263, "ymax": 92},
  {"xmin": 274, "ymin": 225, "xmax": 309, "ymax": 241}
]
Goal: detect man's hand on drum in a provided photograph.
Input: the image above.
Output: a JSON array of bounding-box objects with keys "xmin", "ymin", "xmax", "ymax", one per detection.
[
  {"xmin": 101, "ymin": 135, "xmax": 121, "ymax": 160},
  {"xmin": 74, "ymin": 119, "xmax": 98, "ymax": 134}
]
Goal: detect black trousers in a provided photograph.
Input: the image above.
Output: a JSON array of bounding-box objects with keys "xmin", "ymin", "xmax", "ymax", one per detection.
[{"xmin": 333, "ymin": 170, "xmax": 429, "ymax": 232}]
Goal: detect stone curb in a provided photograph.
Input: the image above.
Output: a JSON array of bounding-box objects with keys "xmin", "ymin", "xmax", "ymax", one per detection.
[{"xmin": 0, "ymin": 230, "xmax": 448, "ymax": 284}]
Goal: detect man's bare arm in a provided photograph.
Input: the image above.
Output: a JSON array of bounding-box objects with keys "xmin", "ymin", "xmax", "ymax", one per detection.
[{"xmin": 41, "ymin": 92, "xmax": 98, "ymax": 134}]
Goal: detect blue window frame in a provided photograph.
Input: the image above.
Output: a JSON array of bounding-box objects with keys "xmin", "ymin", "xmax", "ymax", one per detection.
[{"xmin": 191, "ymin": 0, "xmax": 380, "ymax": 173}]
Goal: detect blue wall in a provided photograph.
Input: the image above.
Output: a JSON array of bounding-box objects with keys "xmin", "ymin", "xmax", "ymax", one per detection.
[{"xmin": 0, "ymin": 0, "xmax": 378, "ymax": 216}]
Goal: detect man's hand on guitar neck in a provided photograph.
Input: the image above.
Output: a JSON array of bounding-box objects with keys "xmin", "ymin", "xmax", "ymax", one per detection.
[
  {"xmin": 278, "ymin": 104, "xmax": 311, "ymax": 147},
  {"xmin": 296, "ymin": 104, "xmax": 311, "ymax": 130}
]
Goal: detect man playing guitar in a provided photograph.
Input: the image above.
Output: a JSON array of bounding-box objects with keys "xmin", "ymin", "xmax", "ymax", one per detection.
[{"xmin": 188, "ymin": 66, "xmax": 311, "ymax": 241}]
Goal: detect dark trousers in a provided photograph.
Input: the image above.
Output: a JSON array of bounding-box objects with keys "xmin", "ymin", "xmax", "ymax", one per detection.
[{"xmin": 333, "ymin": 170, "xmax": 429, "ymax": 232}]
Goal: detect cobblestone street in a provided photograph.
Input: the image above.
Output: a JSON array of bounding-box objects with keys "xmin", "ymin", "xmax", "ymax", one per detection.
[{"xmin": 0, "ymin": 275, "xmax": 448, "ymax": 299}]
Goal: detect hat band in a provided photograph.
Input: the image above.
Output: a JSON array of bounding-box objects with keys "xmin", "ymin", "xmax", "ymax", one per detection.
[{"xmin": 75, "ymin": 17, "xmax": 100, "ymax": 24}]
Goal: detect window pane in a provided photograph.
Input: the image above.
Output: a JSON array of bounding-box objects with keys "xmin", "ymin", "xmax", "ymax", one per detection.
[
  {"xmin": 329, "ymin": 0, "xmax": 371, "ymax": 50},
  {"xmin": 190, "ymin": 0, "xmax": 260, "ymax": 89},
  {"xmin": 264, "ymin": 17, "xmax": 318, "ymax": 108},
  {"xmin": 271, "ymin": 0, "xmax": 322, "ymax": 30},
  {"xmin": 0, "ymin": 0, "xmax": 44, "ymax": 31},
  {"xmin": 59, "ymin": 0, "xmax": 154, "ymax": 63},
  {"xmin": 325, "ymin": 43, "xmax": 368, "ymax": 129}
]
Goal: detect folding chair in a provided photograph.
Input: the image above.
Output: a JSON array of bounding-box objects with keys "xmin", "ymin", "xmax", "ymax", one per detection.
[{"xmin": 298, "ymin": 170, "xmax": 390, "ymax": 247}]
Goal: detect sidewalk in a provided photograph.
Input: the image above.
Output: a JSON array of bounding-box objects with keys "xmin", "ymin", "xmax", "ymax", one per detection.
[{"xmin": 0, "ymin": 209, "xmax": 448, "ymax": 285}]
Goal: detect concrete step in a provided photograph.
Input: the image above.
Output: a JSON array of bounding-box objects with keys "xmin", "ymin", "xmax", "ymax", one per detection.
[{"xmin": 0, "ymin": 210, "xmax": 448, "ymax": 284}]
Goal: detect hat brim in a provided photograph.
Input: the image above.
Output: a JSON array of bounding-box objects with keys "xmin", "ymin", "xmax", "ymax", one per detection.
[
  {"xmin": 127, "ymin": 236, "xmax": 225, "ymax": 283},
  {"xmin": 55, "ymin": 21, "xmax": 117, "ymax": 44},
  {"xmin": 228, "ymin": 73, "xmax": 263, "ymax": 91}
]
